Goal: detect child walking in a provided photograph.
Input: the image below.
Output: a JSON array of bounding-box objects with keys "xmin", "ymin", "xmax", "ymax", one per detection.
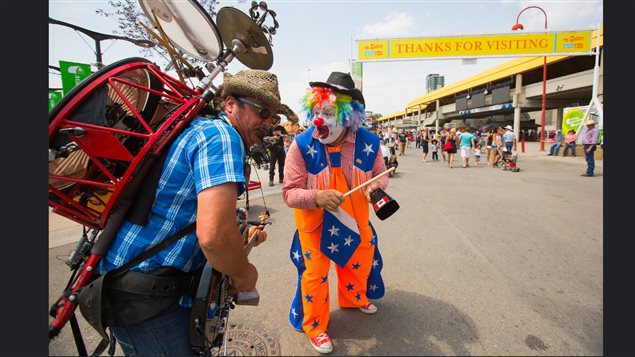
[
  {"xmin": 431, "ymin": 139, "xmax": 439, "ymax": 161},
  {"xmin": 474, "ymin": 144, "xmax": 482, "ymax": 166}
]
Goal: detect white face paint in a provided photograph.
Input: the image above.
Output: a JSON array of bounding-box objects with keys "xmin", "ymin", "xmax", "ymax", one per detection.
[{"xmin": 313, "ymin": 99, "xmax": 345, "ymax": 145}]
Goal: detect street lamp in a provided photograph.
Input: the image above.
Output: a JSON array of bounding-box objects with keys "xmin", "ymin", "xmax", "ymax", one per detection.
[
  {"xmin": 49, "ymin": 17, "xmax": 155, "ymax": 69},
  {"xmin": 512, "ymin": 6, "xmax": 548, "ymax": 151}
]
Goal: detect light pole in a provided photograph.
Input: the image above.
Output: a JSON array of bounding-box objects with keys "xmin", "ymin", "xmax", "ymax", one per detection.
[
  {"xmin": 49, "ymin": 17, "xmax": 155, "ymax": 69},
  {"xmin": 512, "ymin": 6, "xmax": 548, "ymax": 151}
]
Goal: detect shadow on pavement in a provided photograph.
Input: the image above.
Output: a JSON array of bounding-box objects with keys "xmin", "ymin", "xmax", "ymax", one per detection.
[{"xmin": 327, "ymin": 289, "xmax": 480, "ymax": 356}]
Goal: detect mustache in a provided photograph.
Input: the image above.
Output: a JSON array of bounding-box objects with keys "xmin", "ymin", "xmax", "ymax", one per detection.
[{"xmin": 255, "ymin": 129, "xmax": 267, "ymax": 140}]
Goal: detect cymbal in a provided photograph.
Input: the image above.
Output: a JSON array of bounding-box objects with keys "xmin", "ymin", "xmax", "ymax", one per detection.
[{"xmin": 216, "ymin": 7, "xmax": 273, "ymax": 70}]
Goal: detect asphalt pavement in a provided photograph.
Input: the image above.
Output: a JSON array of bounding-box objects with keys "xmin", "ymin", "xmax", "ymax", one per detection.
[{"xmin": 49, "ymin": 141, "xmax": 603, "ymax": 356}]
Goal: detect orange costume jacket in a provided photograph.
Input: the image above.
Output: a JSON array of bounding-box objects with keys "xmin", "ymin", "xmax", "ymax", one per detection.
[{"xmin": 288, "ymin": 126, "xmax": 385, "ymax": 336}]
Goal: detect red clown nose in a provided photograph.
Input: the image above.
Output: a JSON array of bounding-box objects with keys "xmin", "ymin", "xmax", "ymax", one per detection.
[{"xmin": 313, "ymin": 117, "xmax": 324, "ymax": 126}]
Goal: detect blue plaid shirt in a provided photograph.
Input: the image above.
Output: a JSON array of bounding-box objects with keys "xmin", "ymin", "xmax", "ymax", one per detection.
[{"xmin": 98, "ymin": 113, "xmax": 246, "ymax": 306}]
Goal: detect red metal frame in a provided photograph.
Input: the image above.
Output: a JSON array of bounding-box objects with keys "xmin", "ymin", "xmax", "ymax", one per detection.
[
  {"xmin": 247, "ymin": 180, "xmax": 262, "ymax": 191},
  {"xmin": 49, "ymin": 61, "xmax": 202, "ymax": 230},
  {"xmin": 49, "ymin": 60, "xmax": 206, "ymax": 336}
]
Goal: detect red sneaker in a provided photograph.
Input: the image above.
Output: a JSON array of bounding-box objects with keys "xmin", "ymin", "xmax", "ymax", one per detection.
[
  {"xmin": 359, "ymin": 302, "xmax": 378, "ymax": 314},
  {"xmin": 309, "ymin": 332, "xmax": 333, "ymax": 354}
]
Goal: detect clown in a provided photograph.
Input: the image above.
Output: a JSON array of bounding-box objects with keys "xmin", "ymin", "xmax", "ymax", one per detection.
[{"xmin": 282, "ymin": 72, "xmax": 389, "ymax": 354}]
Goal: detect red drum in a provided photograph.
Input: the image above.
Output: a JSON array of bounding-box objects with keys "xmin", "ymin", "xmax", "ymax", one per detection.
[{"xmin": 48, "ymin": 57, "xmax": 205, "ymax": 230}]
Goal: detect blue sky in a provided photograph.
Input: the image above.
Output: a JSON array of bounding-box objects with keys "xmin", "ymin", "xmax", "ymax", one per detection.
[{"xmin": 49, "ymin": 0, "xmax": 603, "ymax": 119}]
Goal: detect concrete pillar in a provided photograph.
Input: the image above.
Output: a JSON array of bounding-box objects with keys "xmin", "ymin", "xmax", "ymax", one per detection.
[
  {"xmin": 555, "ymin": 108, "xmax": 564, "ymax": 131},
  {"xmin": 513, "ymin": 74, "xmax": 523, "ymax": 140},
  {"xmin": 435, "ymin": 99, "xmax": 441, "ymax": 130}
]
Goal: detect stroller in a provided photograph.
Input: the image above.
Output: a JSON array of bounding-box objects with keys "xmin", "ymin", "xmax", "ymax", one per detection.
[{"xmin": 494, "ymin": 147, "xmax": 520, "ymax": 172}]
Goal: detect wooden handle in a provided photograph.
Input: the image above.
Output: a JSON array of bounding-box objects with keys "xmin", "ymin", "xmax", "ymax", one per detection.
[
  {"xmin": 244, "ymin": 227, "xmax": 261, "ymax": 257},
  {"xmin": 343, "ymin": 167, "xmax": 394, "ymax": 198}
]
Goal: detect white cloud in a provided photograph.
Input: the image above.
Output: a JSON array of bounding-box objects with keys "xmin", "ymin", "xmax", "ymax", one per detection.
[
  {"xmin": 516, "ymin": 1, "xmax": 603, "ymax": 30},
  {"xmin": 359, "ymin": 12, "xmax": 418, "ymax": 38}
]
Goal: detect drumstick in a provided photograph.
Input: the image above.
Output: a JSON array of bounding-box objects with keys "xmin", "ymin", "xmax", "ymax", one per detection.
[
  {"xmin": 139, "ymin": 22, "xmax": 194, "ymax": 71},
  {"xmin": 343, "ymin": 167, "xmax": 395, "ymax": 198}
]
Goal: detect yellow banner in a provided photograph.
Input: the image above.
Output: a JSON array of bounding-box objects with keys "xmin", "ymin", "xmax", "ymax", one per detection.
[
  {"xmin": 357, "ymin": 31, "xmax": 592, "ymax": 60},
  {"xmin": 358, "ymin": 40, "xmax": 389, "ymax": 60}
]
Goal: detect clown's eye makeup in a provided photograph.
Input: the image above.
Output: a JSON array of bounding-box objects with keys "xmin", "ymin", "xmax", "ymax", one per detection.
[{"xmin": 312, "ymin": 105, "xmax": 336, "ymax": 118}]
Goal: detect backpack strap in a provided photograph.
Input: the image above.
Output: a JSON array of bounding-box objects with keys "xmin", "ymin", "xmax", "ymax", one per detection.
[{"xmin": 109, "ymin": 221, "xmax": 196, "ymax": 280}]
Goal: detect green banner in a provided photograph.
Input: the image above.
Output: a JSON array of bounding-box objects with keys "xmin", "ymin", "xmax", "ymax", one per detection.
[
  {"xmin": 351, "ymin": 61, "xmax": 363, "ymax": 92},
  {"xmin": 563, "ymin": 106, "xmax": 603, "ymax": 144},
  {"xmin": 48, "ymin": 90, "xmax": 63, "ymax": 112},
  {"xmin": 561, "ymin": 106, "xmax": 587, "ymax": 135},
  {"xmin": 59, "ymin": 61, "xmax": 93, "ymax": 95}
]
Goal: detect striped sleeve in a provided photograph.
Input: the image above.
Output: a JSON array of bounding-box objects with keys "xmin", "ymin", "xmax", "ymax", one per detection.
[{"xmin": 282, "ymin": 140, "xmax": 319, "ymax": 209}]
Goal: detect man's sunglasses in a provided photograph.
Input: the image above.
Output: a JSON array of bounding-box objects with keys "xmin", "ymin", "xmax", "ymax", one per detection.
[{"xmin": 236, "ymin": 97, "xmax": 272, "ymax": 120}]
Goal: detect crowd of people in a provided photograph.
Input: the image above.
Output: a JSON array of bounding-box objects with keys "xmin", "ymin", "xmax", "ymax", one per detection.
[{"xmin": 376, "ymin": 125, "xmax": 517, "ymax": 169}]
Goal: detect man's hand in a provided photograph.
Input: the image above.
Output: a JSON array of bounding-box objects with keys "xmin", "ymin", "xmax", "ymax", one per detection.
[
  {"xmin": 248, "ymin": 225, "xmax": 268, "ymax": 247},
  {"xmin": 315, "ymin": 189, "xmax": 345, "ymax": 211},
  {"xmin": 364, "ymin": 181, "xmax": 381, "ymax": 202},
  {"xmin": 230, "ymin": 262, "xmax": 258, "ymax": 292}
]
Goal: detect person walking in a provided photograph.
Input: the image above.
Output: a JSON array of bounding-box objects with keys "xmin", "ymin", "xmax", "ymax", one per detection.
[
  {"xmin": 431, "ymin": 139, "xmax": 439, "ymax": 161},
  {"xmin": 485, "ymin": 129, "xmax": 493, "ymax": 165},
  {"xmin": 580, "ymin": 119, "xmax": 599, "ymax": 177},
  {"xmin": 548, "ymin": 130, "xmax": 563, "ymax": 156},
  {"xmin": 563, "ymin": 129, "xmax": 577, "ymax": 157},
  {"xmin": 458, "ymin": 128, "xmax": 476, "ymax": 168},
  {"xmin": 491, "ymin": 127, "xmax": 504, "ymax": 167},
  {"xmin": 387, "ymin": 146, "xmax": 399, "ymax": 176},
  {"xmin": 420, "ymin": 128, "xmax": 430, "ymax": 162},
  {"xmin": 380, "ymin": 139, "xmax": 390, "ymax": 167},
  {"xmin": 95, "ymin": 70, "xmax": 277, "ymax": 356},
  {"xmin": 439, "ymin": 129, "xmax": 448, "ymax": 161},
  {"xmin": 282, "ymin": 72, "xmax": 387, "ymax": 354},
  {"xmin": 474, "ymin": 144, "xmax": 482, "ymax": 166},
  {"xmin": 398, "ymin": 129, "xmax": 407, "ymax": 156},
  {"xmin": 503, "ymin": 125, "xmax": 515, "ymax": 154},
  {"xmin": 444, "ymin": 128, "xmax": 458, "ymax": 168},
  {"xmin": 267, "ymin": 114, "xmax": 288, "ymax": 186}
]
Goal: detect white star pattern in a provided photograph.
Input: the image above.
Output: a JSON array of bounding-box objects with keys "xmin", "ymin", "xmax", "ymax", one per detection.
[
  {"xmin": 363, "ymin": 143, "xmax": 374, "ymax": 156},
  {"xmin": 327, "ymin": 242, "xmax": 339, "ymax": 253},
  {"xmin": 291, "ymin": 308, "xmax": 299, "ymax": 318},
  {"xmin": 372, "ymin": 259, "xmax": 379, "ymax": 268},
  {"xmin": 344, "ymin": 236, "xmax": 353, "ymax": 246},
  {"xmin": 292, "ymin": 250, "xmax": 301, "ymax": 261},
  {"xmin": 307, "ymin": 144, "xmax": 317, "ymax": 159},
  {"xmin": 328, "ymin": 225, "xmax": 339, "ymax": 237},
  {"xmin": 369, "ymin": 284, "xmax": 378, "ymax": 291}
]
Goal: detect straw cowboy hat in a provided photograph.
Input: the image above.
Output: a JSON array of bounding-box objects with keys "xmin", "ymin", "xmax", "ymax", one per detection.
[
  {"xmin": 220, "ymin": 69, "xmax": 281, "ymax": 110},
  {"xmin": 279, "ymin": 103, "xmax": 299, "ymax": 124},
  {"xmin": 505, "ymin": 125, "xmax": 513, "ymax": 130},
  {"xmin": 585, "ymin": 118, "xmax": 598, "ymax": 125},
  {"xmin": 309, "ymin": 71, "xmax": 365, "ymax": 105}
]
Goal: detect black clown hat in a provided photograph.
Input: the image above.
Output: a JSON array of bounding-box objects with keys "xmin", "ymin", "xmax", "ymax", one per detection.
[{"xmin": 309, "ymin": 71, "xmax": 365, "ymax": 105}]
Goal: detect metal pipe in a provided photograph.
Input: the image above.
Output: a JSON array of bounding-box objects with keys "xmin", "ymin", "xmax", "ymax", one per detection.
[{"xmin": 512, "ymin": 6, "xmax": 548, "ymax": 151}]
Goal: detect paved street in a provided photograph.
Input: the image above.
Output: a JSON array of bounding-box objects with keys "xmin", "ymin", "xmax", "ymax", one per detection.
[{"xmin": 49, "ymin": 141, "xmax": 603, "ymax": 356}]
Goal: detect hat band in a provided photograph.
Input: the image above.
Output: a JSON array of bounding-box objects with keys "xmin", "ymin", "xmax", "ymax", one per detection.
[{"xmin": 330, "ymin": 83, "xmax": 351, "ymax": 91}]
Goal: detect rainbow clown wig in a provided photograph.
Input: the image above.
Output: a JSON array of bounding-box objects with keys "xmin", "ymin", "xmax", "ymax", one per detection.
[{"xmin": 300, "ymin": 86, "xmax": 365, "ymax": 132}]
